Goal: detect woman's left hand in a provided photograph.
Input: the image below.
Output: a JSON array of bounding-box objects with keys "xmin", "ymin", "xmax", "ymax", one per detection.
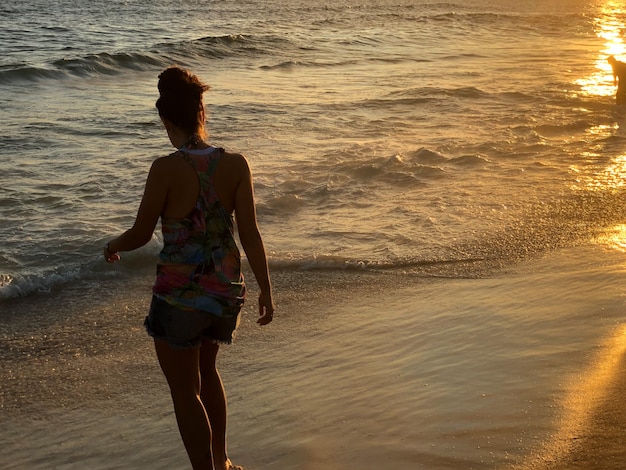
[{"xmin": 257, "ymin": 291, "xmax": 275, "ymax": 325}]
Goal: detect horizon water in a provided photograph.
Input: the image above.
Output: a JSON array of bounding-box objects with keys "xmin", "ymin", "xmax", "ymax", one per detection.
[{"xmin": 3, "ymin": 1, "xmax": 626, "ymax": 469}]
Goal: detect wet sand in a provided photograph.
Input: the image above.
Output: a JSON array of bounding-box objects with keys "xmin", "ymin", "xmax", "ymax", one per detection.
[
  {"xmin": 2, "ymin": 246, "xmax": 626, "ymax": 469},
  {"xmin": 519, "ymin": 327, "xmax": 626, "ymax": 470},
  {"xmin": 544, "ymin": 363, "xmax": 626, "ymax": 469}
]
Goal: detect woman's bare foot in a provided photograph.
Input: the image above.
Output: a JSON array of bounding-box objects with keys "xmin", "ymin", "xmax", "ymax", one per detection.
[{"xmin": 225, "ymin": 459, "xmax": 244, "ymax": 470}]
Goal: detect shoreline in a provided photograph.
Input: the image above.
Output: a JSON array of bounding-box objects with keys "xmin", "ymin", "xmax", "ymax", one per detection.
[{"xmin": 1, "ymin": 245, "xmax": 626, "ymax": 469}]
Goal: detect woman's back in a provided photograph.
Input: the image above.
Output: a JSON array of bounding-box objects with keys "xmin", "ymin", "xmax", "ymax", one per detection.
[
  {"xmin": 153, "ymin": 147, "xmax": 246, "ymax": 316},
  {"xmin": 159, "ymin": 147, "xmax": 242, "ymax": 219}
]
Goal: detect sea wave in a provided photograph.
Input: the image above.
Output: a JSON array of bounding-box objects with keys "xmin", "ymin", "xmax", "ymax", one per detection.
[
  {"xmin": 0, "ymin": 53, "xmax": 166, "ymax": 84},
  {"xmin": 0, "ymin": 268, "xmax": 94, "ymax": 301},
  {"xmin": 0, "ymin": 34, "xmax": 287, "ymax": 84},
  {"xmin": 0, "ymin": 250, "xmax": 491, "ymax": 303},
  {"xmin": 270, "ymin": 253, "xmax": 488, "ymax": 274},
  {"xmin": 0, "ymin": 239, "xmax": 162, "ymax": 302},
  {"xmin": 4, "ymin": 184, "xmax": 623, "ymax": 303},
  {"xmin": 256, "ymin": 147, "xmax": 496, "ymax": 217}
]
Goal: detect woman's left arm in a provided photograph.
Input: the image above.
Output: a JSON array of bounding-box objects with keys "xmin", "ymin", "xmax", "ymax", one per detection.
[
  {"xmin": 104, "ymin": 158, "xmax": 169, "ymax": 262},
  {"xmin": 232, "ymin": 155, "xmax": 275, "ymax": 324}
]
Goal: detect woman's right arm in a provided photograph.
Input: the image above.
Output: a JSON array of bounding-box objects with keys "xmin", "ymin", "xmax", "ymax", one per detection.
[
  {"xmin": 232, "ymin": 155, "xmax": 275, "ymax": 325},
  {"xmin": 104, "ymin": 158, "xmax": 169, "ymax": 262}
]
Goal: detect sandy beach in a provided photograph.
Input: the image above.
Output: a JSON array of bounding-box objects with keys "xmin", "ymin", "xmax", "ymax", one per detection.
[{"xmin": 1, "ymin": 243, "xmax": 625, "ymax": 470}]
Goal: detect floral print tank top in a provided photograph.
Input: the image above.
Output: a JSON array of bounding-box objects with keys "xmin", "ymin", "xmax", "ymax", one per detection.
[{"xmin": 153, "ymin": 147, "xmax": 246, "ymax": 317}]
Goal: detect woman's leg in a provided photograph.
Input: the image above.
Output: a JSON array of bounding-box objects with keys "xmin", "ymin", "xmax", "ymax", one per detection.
[
  {"xmin": 618, "ymin": 84, "xmax": 625, "ymax": 104},
  {"xmin": 154, "ymin": 339, "xmax": 214, "ymax": 470},
  {"xmin": 199, "ymin": 339, "xmax": 231, "ymax": 470}
]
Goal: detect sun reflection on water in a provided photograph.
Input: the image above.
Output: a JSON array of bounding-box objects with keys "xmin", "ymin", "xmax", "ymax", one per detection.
[
  {"xmin": 575, "ymin": 2, "xmax": 626, "ymax": 97},
  {"xmin": 571, "ymin": 3, "xmax": 626, "ymax": 253},
  {"xmin": 579, "ymin": 151, "xmax": 626, "ymax": 251},
  {"xmin": 575, "ymin": 152, "xmax": 626, "ymax": 190},
  {"xmin": 595, "ymin": 224, "xmax": 626, "ymax": 252}
]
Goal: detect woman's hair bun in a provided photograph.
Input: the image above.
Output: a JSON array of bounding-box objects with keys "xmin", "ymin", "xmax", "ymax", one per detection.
[
  {"xmin": 156, "ymin": 66, "xmax": 210, "ymax": 135},
  {"xmin": 158, "ymin": 66, "xmax": 209, "ymax": 100}
]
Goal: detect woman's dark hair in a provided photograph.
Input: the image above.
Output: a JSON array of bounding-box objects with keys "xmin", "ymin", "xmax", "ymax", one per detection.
[{"xmin": 156, "ymin": 66, "xmax": 210, "ymax": 136}]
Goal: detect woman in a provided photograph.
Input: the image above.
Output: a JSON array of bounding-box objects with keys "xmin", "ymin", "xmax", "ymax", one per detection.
[{"xmin": 104, "ymin": 66, "xmax": 274, "ymax": 470}]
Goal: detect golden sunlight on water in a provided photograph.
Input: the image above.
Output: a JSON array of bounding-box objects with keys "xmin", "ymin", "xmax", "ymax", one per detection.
[
  {"xmin": 518, "ymin": 325, "xmax": 626, "ymax": 469},
  {"xmin": 575, "ymin": 1, "xmax": 626, "ymax": 97},
  {"xmin": 575, "ymin": 151, "xmax": 626, "ymax": 191},
  {"xmin": 595, "ymin": 224, "xmax": 626, "ymax": 251},
  {"xmin": 578, "ymin": 150, "xmax": 626, "ymax": 252},
  {"xmin": 570, "ymin": 3, "xmax": 626, "ymax": 254}
]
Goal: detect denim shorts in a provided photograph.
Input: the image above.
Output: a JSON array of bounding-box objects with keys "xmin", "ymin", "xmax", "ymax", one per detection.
[{"xmin": 144, "ymin": 296, "xmax": 241, "ymax": 348}]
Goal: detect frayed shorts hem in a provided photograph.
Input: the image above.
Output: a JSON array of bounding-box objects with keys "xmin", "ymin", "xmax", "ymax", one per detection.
[{"xmin": 144, "ymin": 329, "xmax": 233, "ymax": 349}]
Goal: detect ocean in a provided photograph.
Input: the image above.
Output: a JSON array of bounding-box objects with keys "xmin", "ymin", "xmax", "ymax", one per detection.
[{"xmin": 2, "ymin": 0, "xmax": 626, "ymax": 469}]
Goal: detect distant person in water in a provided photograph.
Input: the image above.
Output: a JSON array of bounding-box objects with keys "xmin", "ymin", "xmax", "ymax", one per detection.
[
  {"xmin": 104, "ymin": 66, "xmax": 275, "ymax": 470},
  {"xmin": 608, "ymin": 55, "xmax": 626, "ymax": 104}
]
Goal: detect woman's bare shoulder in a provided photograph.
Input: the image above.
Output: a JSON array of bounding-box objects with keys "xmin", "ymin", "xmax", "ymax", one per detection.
[
  {"xmin": 151, "ymin": 151, "xmax": 185, "ymax": 171},
  {"xmin": 221, "ymin": 150, "xmax": 251, "ymax": 174},
  {"xmin": 222, "ymin": 150, "xmax": 248, "ymax": 163}
]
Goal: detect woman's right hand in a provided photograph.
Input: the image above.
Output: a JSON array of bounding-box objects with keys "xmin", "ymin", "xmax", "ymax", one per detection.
[{"xmin": 104, "ymin": 244, "xmax": 121, "ymax": 263}]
